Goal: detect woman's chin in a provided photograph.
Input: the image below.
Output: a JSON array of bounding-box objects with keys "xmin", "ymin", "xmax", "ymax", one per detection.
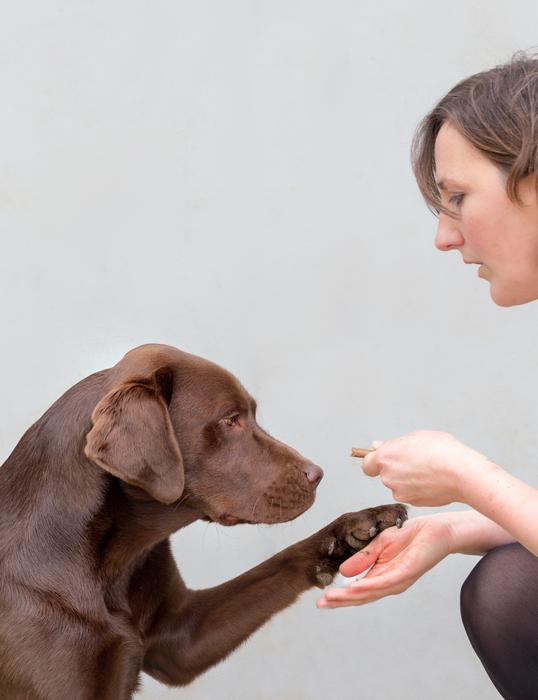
[{"xmin": 489, "ymin": 283, "xmax": 538, "ymax": 307}]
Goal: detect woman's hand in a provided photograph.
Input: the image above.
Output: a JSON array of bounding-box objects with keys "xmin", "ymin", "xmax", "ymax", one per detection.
[
  {"xmin": 316, "ymin": 515, "xmax": 452, "ymax": 608},
  {"xmin": 362, "ymin": 430, "xmax": 491, "ymax": 507}
]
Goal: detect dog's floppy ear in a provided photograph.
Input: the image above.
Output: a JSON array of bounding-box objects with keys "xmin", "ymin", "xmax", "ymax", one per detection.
[{"xmin": 84, "ymin": 367, "xmax": 184, "ymax": 504}]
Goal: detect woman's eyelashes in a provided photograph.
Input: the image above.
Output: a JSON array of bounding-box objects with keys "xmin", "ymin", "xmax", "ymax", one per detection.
[{"xmin": 448, "ymin": 193, "xmax": 465, "ymax": 207}]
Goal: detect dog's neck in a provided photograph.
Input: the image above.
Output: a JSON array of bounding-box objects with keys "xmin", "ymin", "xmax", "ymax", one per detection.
[
  {"xmin": 90, "ymin": 479, "xmax": 202, "ymax": 580},
  {"xmin": 0, "ymin": 371, "xmax": 204, "ymax": 584},
  {"xmin": 1, "ymin": 444, "xmax": 203, "ymax": 586}
]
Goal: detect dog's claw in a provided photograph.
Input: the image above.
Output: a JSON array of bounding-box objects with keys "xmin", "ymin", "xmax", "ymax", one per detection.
[
  {"xmin": 396, "ymin": 517, "xmax": 403, "ymax": 529},
  {"xmin": 368, "ymin": 526, "xmax": 378, "ymax": 538}
]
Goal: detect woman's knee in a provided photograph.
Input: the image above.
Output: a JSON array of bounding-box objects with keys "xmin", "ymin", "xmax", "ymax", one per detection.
[
  {"xmin": 460, "ymin": 542, "xmax": 520, "ymax": 631},
  {"xmin": 461, "ymin": 542, "xmax": 535, "ymax": 622},
  {"xmin": 460, "ymin": 542, "xmax": 538, "ymax": 699}
]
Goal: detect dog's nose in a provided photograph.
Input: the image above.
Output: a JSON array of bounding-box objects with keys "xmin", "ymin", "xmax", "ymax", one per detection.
[{"xmin": 303, "ymin": 464, "xmax": 324, "ymax": 486}]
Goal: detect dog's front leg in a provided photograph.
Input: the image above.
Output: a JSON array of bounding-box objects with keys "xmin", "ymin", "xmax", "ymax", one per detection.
[{"xmin": 142, "ymin": 503, "xmax": 406, "ymax": 687}]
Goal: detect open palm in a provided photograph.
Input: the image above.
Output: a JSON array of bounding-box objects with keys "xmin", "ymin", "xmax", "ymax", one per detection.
[{"xmin": 317, "ymin": 516, "xmax": 452, "ymax": 608}]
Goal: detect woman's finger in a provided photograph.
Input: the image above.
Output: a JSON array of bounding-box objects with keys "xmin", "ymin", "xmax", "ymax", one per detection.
[
  {"xmin": 362, "ymin": 451, "xmax": 380, "ymax": 477},
  {"xmin": 318, "ymin": 588, "xmax": 397, "ymax": 608},
  {"xmin": 349, "ymin": 567, "xmax": 409, "ymax": 592},
  {"xmin": 327, "ymin": 560, "xmax": 414, "ymax": 602},
  {"xmin": 328, "ymin": 570, "xmax": 405, "ymax": 600},
  {"xmin": 317, "ymin": 578, "xmax": 406, "ymax": 607}
]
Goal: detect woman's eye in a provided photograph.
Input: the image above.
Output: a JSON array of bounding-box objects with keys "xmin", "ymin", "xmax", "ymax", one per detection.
[
  {"xmin": 223, "ymin": 414, "xmax": 240, "ymax": 427},
  {"xmin": 448, "ymin": 193, "xmax": 465, "ymax": 207}
]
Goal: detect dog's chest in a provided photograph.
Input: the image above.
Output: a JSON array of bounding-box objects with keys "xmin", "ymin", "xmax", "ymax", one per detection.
[{"xmin": 96, "ymin": 580, "xmax": 146, "ymax": 699}]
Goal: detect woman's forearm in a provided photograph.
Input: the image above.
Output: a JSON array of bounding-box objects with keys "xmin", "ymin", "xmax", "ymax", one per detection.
[
  {"xmin": 457, "ymin": 460, "xmax": 538, "ymax": 556},
  {"xmin": 437, "ymin": 509, "xmax": 516, "ymax": 556}
]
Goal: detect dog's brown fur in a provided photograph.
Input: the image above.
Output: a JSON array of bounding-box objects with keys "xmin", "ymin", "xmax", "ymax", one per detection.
[{"xmin": 0, "ymin": 344, "xmax": 406, "ymax": 699}]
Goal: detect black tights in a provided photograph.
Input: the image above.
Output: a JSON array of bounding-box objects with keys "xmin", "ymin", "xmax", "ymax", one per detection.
[{"xmin": 460, "ymin": 542, "xmax": 538, "ymax": 699}]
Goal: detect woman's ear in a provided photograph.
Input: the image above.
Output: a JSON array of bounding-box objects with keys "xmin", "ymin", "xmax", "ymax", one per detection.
[{"xmin": 84, "ymin": 369, "xmax": 184, "ymax": 504}]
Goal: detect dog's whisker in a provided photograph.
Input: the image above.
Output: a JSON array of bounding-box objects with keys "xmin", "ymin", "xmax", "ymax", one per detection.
[
  {"xmin": 173, "ymin": 492, "xmax": 190, "ymax": 512},
  {"xmin": 250, "ymin": 493, "xmax": 262, "ymax": 522}
]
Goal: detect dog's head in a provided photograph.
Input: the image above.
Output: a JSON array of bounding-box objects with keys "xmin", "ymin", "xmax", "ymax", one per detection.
[{"xmin": 84, "ymin": 344, "xmax": 323, "ymax": 525}]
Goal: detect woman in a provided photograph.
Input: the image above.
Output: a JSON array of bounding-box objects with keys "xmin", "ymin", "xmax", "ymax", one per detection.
[{"xmin": 317, "ymin": 54, "xmax": 538, "ymax": 699}]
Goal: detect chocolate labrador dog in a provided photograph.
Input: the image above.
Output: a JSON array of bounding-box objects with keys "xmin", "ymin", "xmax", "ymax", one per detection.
[{"xmin": 0, "ymin": 344, "xmax": 406, "ymax": 700}]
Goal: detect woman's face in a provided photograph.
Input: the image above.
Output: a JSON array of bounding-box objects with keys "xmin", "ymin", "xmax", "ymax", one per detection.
[{"xmin": 434, "ymin": 121, "xmax": 538, "ymax": 306}]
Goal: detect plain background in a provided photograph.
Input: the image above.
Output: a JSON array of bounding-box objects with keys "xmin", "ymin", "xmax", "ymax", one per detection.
[{"xmin": 1, "ymin": 2, "xmax": 538, "ymax": 698}]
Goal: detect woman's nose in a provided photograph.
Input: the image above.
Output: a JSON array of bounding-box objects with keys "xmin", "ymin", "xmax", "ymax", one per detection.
[{"xmin": 435, "ymin": 214, "xmax": 464, "ymax": 251}]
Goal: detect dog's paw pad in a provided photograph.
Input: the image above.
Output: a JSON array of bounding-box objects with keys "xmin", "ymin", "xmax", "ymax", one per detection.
[
  {"xmin": 345, "ymin": 532, "xmax": 364, "ymax": 550},
  {"xmin": 340, "ymin": 504, "xmax": 408, "ymax": 552},
  {"xmin": 315, "ymin": 565, "xmax": 335, "ymax": 588},
  {"xmin": 319, "ymin": 536, "xmax": 336, "ymax": 557}
]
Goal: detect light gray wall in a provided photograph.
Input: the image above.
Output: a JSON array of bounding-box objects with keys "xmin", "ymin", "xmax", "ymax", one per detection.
[{"xmin": 1, "ymin": 2, "xmax": 537, "ymax": 698}]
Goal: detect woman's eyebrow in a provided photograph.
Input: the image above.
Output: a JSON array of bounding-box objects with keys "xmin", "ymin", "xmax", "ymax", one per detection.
[{"xmin": 436, "ymin": 177, "xmax": 466, "ymax": 190}]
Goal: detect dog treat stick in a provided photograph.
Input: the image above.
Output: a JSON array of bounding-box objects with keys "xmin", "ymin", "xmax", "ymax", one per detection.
[{"xmin": 350, "ymin": 447, "xmax": 375, "ymax": 458}]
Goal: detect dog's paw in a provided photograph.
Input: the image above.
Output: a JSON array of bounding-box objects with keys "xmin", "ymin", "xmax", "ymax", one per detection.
[
  {"xmin": 312, "ymin": 504, "xmax": 408, "ymax": 588},
  {"xmin": 336, "ymin": 503, "xmax": 408, "ymax": 550}
]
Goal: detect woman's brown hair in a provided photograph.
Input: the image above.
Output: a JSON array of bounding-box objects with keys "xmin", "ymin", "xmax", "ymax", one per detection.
[{"xmin": 411, "ymin": 52, "xmax": 538, "ymax": 217}]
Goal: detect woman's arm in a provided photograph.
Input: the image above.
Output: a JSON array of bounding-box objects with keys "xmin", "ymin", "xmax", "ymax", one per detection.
[
  {"xmin": 457, "ymin": 461, "xmax": 538, "ymax": 555},
  {"xmin": 317, "ymin": 509, "xmax": 515, "ymax": 609},
  {"xmin": 318, "ymin": 432, "xmax": 538, "ymax": 609},
  {"xmin": 362, "ymin": 431, "xmax": 538, "ymax": 556},
  {"xmin": 444, "ymin": 508, "xmax": 515, "ymax": 554}
]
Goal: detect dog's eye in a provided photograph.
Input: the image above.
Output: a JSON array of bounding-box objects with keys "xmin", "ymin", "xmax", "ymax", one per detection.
[{"xmin": 222, "ymin": 414, "xmax": 240, "ymax": 427}]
